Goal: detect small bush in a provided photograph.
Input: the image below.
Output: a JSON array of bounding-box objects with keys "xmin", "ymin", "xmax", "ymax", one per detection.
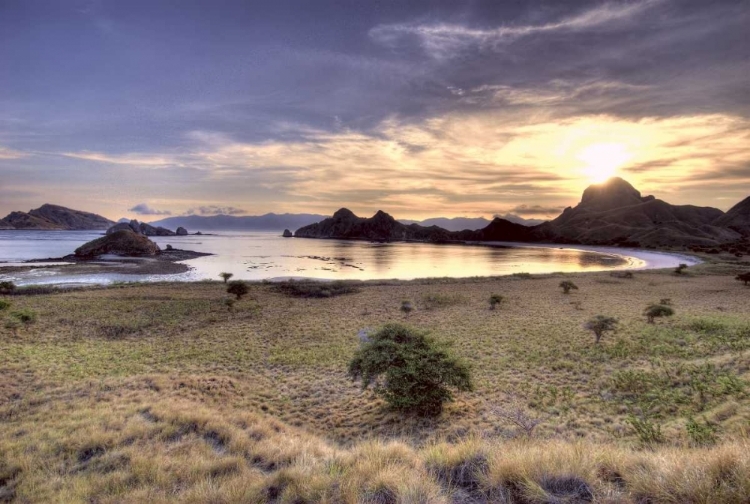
[
  {"xmin": 610, "ymin": 271, "xmax": 634, "ymax": 279},
  {"xmin": 559, "ymin": 280, "xmax": 578, "ymax": 294},
  {"xmin": 422, "ymin": 293, "xmax": 464, "ymax": 310},
  {"xmin": 736, "ymin": 272, "xmax": 750, "ymax": 285},
  {"xmin": 627, "ymin": 414, "xmax": 664, "ymax": 445},
  {"xmin": 675, "ymin": 263, "xmax": 688, "ymax": 275},
  {"xmin": 512, "ymin": 272, "xmax": 532, "ymax": 279},
  {"xmin": 219, "ymin": 272, "xmax": 234, "ymax": 283},
  {"xmin": 686, "ymin": 417, "xmax": 718, "ymax": 446},
  {"xmin": 11, "ymin": 309, "xmax": 37, "ymax": 324},
  {"xmin": 584, "ymin": 315, "xmax": 618, "ymax": 344},
  {"xmin": 223, "ymin": 298, "xmax": 236, "ymax": 312},
  {"xmin": 488, "ymin": 294, "xmax": 504, "ymax": 310},
  {"xmin": 0, "ymin": 281, "xmax": 16, "ymax": 294},
  {"xmin": 645, "ymin": 304, "xmax": 674, "ymax": 324},
  {"xmin": 348, "ymin": 324, "xmax": 473, "ymax": 416},
  {"xmin": 400, "ymin": 300, "xmax": 414, "ymax": 316},
  {"xmin": 227, "ymin": 280, "xmax": 249, "ymax": 300},
  {"xmin": 0, "ymin": 299, "xmax": 10, "ymax": 311},
  {"xmin": 660, "ymin": 298, "xmax": 672, "ymax": 306},
  {"xmin": 274, "ymin": 280, "xmax": 360, "ymax": 298}
]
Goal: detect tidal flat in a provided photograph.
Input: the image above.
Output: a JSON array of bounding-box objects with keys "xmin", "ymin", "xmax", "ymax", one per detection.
[{"xmin": 1, "ymin": 258, "xmax": 750, "ymax": 503}]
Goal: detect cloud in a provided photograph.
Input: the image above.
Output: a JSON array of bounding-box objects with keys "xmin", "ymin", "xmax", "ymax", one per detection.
[
  {"xmin": 0, "ymin": 147, "xmax": 27, "ymax": 160},
  {"xmin": 129, "ymin": 203, "xmax": 172, "ymax": 216},
  {"xmin": 370, "ymin": 0, "xmax": 662, "ymax": 59},
  {"xmin": 62, "ymin": 151, "xmax": 178, "ymax": 168},
  {"xmin": 186, "ymin": 205, "xmax": 247, "ymax": 216}
]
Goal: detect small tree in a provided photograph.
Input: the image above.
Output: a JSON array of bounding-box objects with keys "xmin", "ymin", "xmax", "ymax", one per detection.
[
  {"xmin": 674, "ymin": 263, "xmax": 688, "ymax": 275},
  {"xmin": 0, "ymin": 281, "xmax": 16, "ymax": 294},
  {"xmin": 227, "ymin": 280, "xmax": 249, "ymax": 300},
  {"xmin": 736, "ymin": 272, "xmax": 750, "ymax": 286},
  {"xmin": 400, "ymin": 300, "xmax": 414, "ymax": 317},
  {"xmin": 584, "ymin": 315, "xmax": 618, "ymax": 344},
  {"xmin": 559, "ymin": 280, "xmax": 578, "ymax": 294},
  {"xmin": 349, "ymin": 324, "xmax": 473, "ymax": 416},
  {"xmin": 489, "ymin": 294, "xmax": 504, "ymax": 310},
  {"xmin": 219, "ymin": 272, "xmax": 234, "ymax": 284},
  {"xmin": 645, "ymin": 304, "xmax": 674, "ymax": 324}
]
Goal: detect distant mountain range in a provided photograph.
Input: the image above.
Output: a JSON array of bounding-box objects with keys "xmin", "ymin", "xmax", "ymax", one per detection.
[
  {"xmin": 147, "ymin": 213, "xmax": 328, "ymax": 232},
  {"xmin": 295, "ymin": 178, "xmax": 750, "ymax": 249},
  {"xmin": 398, "ymin": 215, "xmax": 544, "ymax": 231},
  {"xmin": 3, "ymin": 178, "xmax": 749, "ymax": 252}
]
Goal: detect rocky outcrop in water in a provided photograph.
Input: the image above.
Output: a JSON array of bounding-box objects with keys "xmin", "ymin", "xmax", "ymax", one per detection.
[
  {"xmin": 106, "ymin": 219, "xmax": 176, "ymax": 236},
  {"xmin": 282, "ymin": 229, "xmax": 293, "ymax": 237},
  {"xmin": 75, "ymin": 230, "xmax": 161, "ymax": 257},
  {"xmin": 176, "ymin": 227, "xmax": 188, "ymax": 236}
]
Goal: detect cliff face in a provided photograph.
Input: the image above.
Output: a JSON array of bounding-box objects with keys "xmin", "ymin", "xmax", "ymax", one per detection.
[{"xmin": 1, "ymin": 204, "xmax": 115, "ymax": 230}]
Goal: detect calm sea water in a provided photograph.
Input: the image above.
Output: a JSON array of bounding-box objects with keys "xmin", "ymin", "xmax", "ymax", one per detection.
[{"xmin": 0, "ymin": 230, "xmax": 685, "ymax": 284}]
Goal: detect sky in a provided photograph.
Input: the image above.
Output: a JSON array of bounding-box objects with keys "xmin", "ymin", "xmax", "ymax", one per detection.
[{"xmin": 1, "ymin": 0, "xmax": 749, "ymax": 221}]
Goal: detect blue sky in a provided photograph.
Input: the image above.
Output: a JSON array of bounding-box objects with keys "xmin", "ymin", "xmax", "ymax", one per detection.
[{"xmin": 1, "ymin": 0, "xmax": 748, "ymax": 220}]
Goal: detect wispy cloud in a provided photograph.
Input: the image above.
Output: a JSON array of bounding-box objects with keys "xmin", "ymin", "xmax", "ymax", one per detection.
[
  {"xmin": 129, "ymin": 203, "xmax": 172, "ymax": 216},
  {"xmin": 62, "ymin": 151, "xmax": 179, "ymax": 168},
  {"xmin": 0, "ymin": 147, "xmax": 27, "ymax": 159},
  {"xmin": 370, "ymin": 0, "xmax": 662, "ymax": 59}
]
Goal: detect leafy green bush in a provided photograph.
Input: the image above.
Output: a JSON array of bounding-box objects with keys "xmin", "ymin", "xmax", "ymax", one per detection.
[
  {"xmin": 227, "ymin": 280, "xmax": 249, "ymax": 300},
  {"xmin": 274, "ymin": 280, "xmax": 360, "ymax": 298},
  {"xmin": 489, "ymin": 294, "xmax": 504, "ymax": 310},
  {"xmin": 686, "ymin": 417, "xmax": 718, "ymax": 446},
  {"xmin": 219, "ymin": 272, "xmax": 233, "ymax": 283},
  {"xmin": 645, "ymin": 304, "xmax": 674, "ymax": 324},
  {"xmin": 584, "ymin": 315, "xmax": 618, "ymax": 344},
  {"xmin": 348, "ymin": 324, "xmax": 473, "ymax": 416},
  {"xmin": 0, "ymin": 299, "xmax": 10, "ymax": 311},
  {"xmin": 627, "ymin": 414, "xmax": 664, "ymax": 444},
  {"xmin": 10, "ymin": 309, "xmax": 37, "ymax": 325},
  {"xmin": 559, "ymin": 280, "xmax": 578, "ymax": 294}
]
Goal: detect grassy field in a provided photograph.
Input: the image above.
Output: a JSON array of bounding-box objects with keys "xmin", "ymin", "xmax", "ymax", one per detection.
[{"xmin": 1, "ymin": 259, "xmax": 750, "ymax": 503}]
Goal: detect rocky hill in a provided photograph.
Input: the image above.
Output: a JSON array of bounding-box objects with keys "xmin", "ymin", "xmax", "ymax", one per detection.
[
  {"xmin": 75, "ymin": 230, "xmax": 161, "ymax": 257},
  {"xmin": 107, "ymin": 219, "xmax": 178, "ymax": 236},
  {"xmin": 534, "ymin": 178, "xmax": 740, "ymax": 247},
  {"xmin": 1, "ymin": 204, "xmax": 114, "ymax": 230},
  {"xmin": 713, "ymin": 196, "xmax": 750, "ymax": 237},
  {"xmin": 295, "ymin": 178, "xmax": 749, "ymax": 249}
]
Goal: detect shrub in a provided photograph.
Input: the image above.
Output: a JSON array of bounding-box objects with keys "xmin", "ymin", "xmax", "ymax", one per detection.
[
  {"xmin": 348, "ymin": 324, "xmax": 473, "ymax": 416},
  {"xmin": 400, "ymin": 300, "xmax": 414, "ymax": 317},
  {"xmin": 559, "ymin": 280, "xmax": 578, "ymax": 294},
  {"xmin": 736, "ymin": 272, "xmax": 750, "ymax": 286},
  {"xmin": 227, "ymin": 280, "xmax": 249, "ymax": 300},
  {"xmin": 422, "ymin": 293, "xmax": 464, "ymax": 310},
  {"xmin": 0, "ymin": 299, "xmax": 10, "ymax": 311},
  {"xmin": 274, "ymin": 280, "xmax": 360, "ymax": 298},
  {"xmin": 219, "ymin": 272, "xmax": 234, "ymax": 283},
  {"xmin": 223, "ymin": 298, "xmax": 236, "ymax": 312},
  {"xmin": 10, "ymin": 309, "xmax": 37, "ymax": 325},
  {"xmin": 0, "ymin": 281, "xmax": 16, "ymax": 294},
  {"xmin": 660, "ymin": 298, "xmax": 672, "ymax": 306},
  {"xmin": 610, "ymin": 271, "xmax": 634, "ymax": 279},
  {"xmin": 489, "ymin": 294, "xmax": 504, "ymax": 310},
  {"xmin": 627, "ymin": 414, "xmax": 664, "ymax": 444},
  {"xmin": 645, "ymin": 304, "xmax": 674, "ymax": 324},
  {"xmin": 584, "ymin": 315, "xmax": 618, "ymax": 344},
  {"xmin": 675, "ymin": 263, "xmax": 688, "ymax": 275},
  {"xmin": 686, "ymin": 417, "xmax": 718, "ymax": 446}
]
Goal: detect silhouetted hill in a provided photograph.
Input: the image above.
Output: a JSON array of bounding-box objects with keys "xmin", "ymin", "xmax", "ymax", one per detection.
[
  {"xmin": 535, "ymin": 178, "xmax": 738, "ymax": 247},
  {"xmin": 149, "ymin": 213, "xmax": 327, "ymax": 231},
  {"xmin": 295, "ymin": 178, "xmax": 749, "ymax": 248},
  {"xmin": 399, "ymin": 217, "xmax": 492, "ymax": 231},
  {"xmin": 1, "ymin": 204, "xmax": 114, "ymax": 230},
  {"xmin": 713, "ymin": 196, "xmax": 750, "ymax": 236}
]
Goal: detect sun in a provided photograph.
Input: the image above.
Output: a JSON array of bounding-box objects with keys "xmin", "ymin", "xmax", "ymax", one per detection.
[{"xmin": 577, "ymin": 143, "xmax": 631, "ymax": 183}]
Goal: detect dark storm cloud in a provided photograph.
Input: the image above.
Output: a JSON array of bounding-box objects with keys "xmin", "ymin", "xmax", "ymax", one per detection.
[{"xmin": 129, "ymin": 203, "xmax": 171, "ymax": 216}]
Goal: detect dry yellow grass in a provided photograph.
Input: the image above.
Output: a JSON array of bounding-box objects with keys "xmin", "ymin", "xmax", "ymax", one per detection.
[{"xmin": 1, "ymin": 261, "xmax": 750, "ymax": 502}]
